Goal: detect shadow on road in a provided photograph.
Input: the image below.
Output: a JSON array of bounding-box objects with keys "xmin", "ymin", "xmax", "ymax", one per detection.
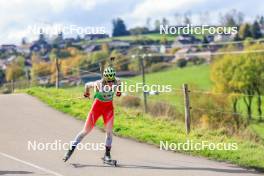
[
  {"xmin": 70, "ymin": 163, "xmax": 260, "ymax": 174},
  {"xmin": 0, "ymin": 170, "xmax": 33, "ymax": 175}
]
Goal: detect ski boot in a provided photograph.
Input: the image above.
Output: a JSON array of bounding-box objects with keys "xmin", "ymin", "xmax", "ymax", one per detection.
[{"xmin": 63, "ymin": 145, "xmax": 76, "ymax": 162}]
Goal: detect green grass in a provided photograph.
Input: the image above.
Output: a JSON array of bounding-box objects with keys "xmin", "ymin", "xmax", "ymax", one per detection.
[
  {"xmin": 250, "ymin": 123, "xmax": 264, "ymax": 140},
  {"xmin": 124, "ymin": 64, "xmax": 211, "ymax": 107},
  {"xmin": 95, "ymin": 33, "xmax": 177, "ymax": 43},
  {"xmin": 83, "ymin": 29, "xmax": 224, "ymax": 45},
  {"xmin": 18, "ymin": 87, "xmax": 264, "ymax": 171},
  {"xmin": 113, "ymin": 33, "xmax": 176, "ymax": 41},
  {"xmin": 82, "ymin": 33, "xmax": 179, "ymax": 45},
  {"xmin": 42, "ymin": 63, "xmax": 263, "ymax": 141},
  {"xmin": 132, "ymin": 64, "xmax": 212, "ymax": 89}
]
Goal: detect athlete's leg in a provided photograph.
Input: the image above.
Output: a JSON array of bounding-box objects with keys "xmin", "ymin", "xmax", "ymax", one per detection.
[
  {"xmin": 102, "ymin": 104, "xmax": 114, "ymax": 160},
  {"xmin": 72, "ymin": 109, "xmax": 101, "ymax": 146},
  {"xmin": 104, "ymin": 116, "xmax": 114, "ymax": 147},
  {"xmin": 63, "ymin": 100, "xmax": 102, "ymax": 162}
]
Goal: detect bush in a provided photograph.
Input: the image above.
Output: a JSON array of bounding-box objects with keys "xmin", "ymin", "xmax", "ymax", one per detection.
[
  {"xmin": 189, "ymin": 57, "xmax": 206, "ymax": 65},
  {"xmin": 120, "ymin": 95, "xmax": 141, "ymax": 108},
  {"xmin": 148, "ymin": 63, "xmax": 171, "ymax": 72},
  {"xmin": 169, "ymin": 47, "xmax": 181, "ymax": 54},
  {"xmin": 190, "ymin": 92, "xmax": 247, "ymax": 135},
  {"xmin": 176, "ymin": 58, "xmax": 187, "ymax": 68},
  {"xmin": 0, "ymin": 87, "xmax": 12, "ymax": 94},
  {"xmin": 148, "ymin": 101, "xmax": 183, "ymax": 121}
]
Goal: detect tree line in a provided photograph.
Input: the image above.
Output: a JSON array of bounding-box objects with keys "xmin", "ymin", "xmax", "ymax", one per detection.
[{"xmin": 112, "ymin": 9, "xmax": 264, "ymax": 38}]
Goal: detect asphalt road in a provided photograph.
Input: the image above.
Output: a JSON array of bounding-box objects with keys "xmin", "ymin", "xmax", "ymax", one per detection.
[{"xmin": 0, "ymin": 94, "xmax": 262, "ymax": 176}]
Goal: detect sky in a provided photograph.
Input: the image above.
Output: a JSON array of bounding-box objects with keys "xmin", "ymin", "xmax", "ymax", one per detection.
[{"xmin": 0, "ymin": 0, "xmax": 263, "ymax": 45}]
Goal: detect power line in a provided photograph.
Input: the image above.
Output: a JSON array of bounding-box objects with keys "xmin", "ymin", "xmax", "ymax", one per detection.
[
  {"xmin": 184, "ymin": 49, "xmax": 264, "ymax": 56},
  {"xmin": 170, "ymin": 86, "xmax": 264, "ymax": 98},
  {"xmin": 0, "ymin": 58, "xmax": 138, "ymax": 90},
  {"xmin": 60, "ymin": 59, "xmax": 139, "ymax": 84},
  {"xmin": 131, "ymin": 49, "xmax": 264, "ymax": 58},
  {"xmin": 189, "ymin": 89, "xmax": 264, "ymax": 98},
  {"xmin": 192, "ymin": 106, "xmax": 262, "ymax": 120}
]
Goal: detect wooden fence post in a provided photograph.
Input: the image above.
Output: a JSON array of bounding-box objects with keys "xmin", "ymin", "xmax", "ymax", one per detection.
[
  {"xmin": 182, "ymin": 84, "xmax": 191, "ymax": 134},
  {"xmin": 55, "ymin": 57, "xmax": 60, "ymax": 89},
  {"xmin": 100, "ymin": 61, "xmax": 105, "ymax": 77},
  {"xmin": 11, "ymin": 80, "xmax": 14, "ymax": 93}
]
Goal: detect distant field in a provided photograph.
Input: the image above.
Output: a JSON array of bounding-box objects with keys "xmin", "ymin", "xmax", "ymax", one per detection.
[
  {"xmin": 84, "ymin": 31, "xmax": 208, "ymax": 44},
  {"xmin": 84, "ymin": 33, "xmax": 177, "ymax": 44},
  {"xmin": 113, "ymin": 33, "xmax": 177, "ymax": 42},
  {"xmin": 130, "ymin": 64, "xmax": 212, "ymax": 89},
  {"xmin": 84, "ymin": 28, "xmax": 222, "ymax": 44},
  {"xmin": 126, "ymin": 64, "xmax": 212, "ymax": 106}
]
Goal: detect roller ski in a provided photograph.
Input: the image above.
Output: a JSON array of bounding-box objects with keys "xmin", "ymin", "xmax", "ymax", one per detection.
[
  {"xmin": 102, "ymin": 156, "xmax": 117, "ymax": 166},
  {"xmin": 102, "ymin": 146, "xmax": 117, "ymax": 167},
  {"xmin": 63, "ymin": 146, "xmax": 76, "ymax": 162}
]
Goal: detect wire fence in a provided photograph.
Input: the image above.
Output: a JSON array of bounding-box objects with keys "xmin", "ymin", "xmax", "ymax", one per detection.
[
  {"xmin": 1, "ymin": 46, "xmax": 264, "ymax": 135},
  {"xmin": 1, "ymin": 66, "xmax": 263, "ymax": 135},
  {"xmin": 1, "ymin": 66, "xmax": 263, "ymax": 117}
]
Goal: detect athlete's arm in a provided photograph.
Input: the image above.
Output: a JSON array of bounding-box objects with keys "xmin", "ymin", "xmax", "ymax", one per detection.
[
  {"xmin": 84, "ymin": 80, "xmax": 101, "ymax": 98},
  {"xmin": 84, "ymin": 85, "xmax": 90, "ymax": 98},
  {"xmin": 84, "ymin": 82, "xmax": 94, "ymax": 98}
]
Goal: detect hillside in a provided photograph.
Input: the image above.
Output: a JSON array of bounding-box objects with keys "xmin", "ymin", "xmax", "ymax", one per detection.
[
  {"xmin": 131, "ymin": 64, "xmax": 211, "ymax": 89},
  {"xmin": 128, "ymin": 64, "xmax": 264, "ymax": 141},
  {"xmin": 125, "ymin": 64, "xmax": 211, "ymax": 106}
]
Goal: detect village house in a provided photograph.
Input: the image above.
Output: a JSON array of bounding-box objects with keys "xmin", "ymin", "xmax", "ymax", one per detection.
[
  {"xmin": 84, "ymin": 34, "xmax": 109, "ymax": 41},
  {"xmin": 172, "ymin": 34, "xmax": 202, "ymax": 48}
]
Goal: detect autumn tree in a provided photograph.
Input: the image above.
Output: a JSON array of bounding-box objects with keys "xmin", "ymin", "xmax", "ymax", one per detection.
[
  {"xmin": 5, "ymin": 63, "xmax": 24, "ymax": 82},
  {"xmin": 244, "ymin": 44, "xmax": 264, "ymax": 121},
  {"xmin": 238, "ymin": 23, "xmax": 252, "ymax": 40},
  {"xmin": 31, "ymin": 53, "xmax": 51, "ymax": 84},
  {"xmin": 5, "ymin": 56, "xmax": 25, "ymax": 82},
  {"xmin": 211, "ymin": 44, "xmax": 264, "ymax": 122},
  {"xmin": 110, "ymin": 50, "xmax": 129, "ymax": 71}
]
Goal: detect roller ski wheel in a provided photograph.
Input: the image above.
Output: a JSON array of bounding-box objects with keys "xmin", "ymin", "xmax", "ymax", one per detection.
[{"xmin": 102, "ymin": 157, "xmax": 117, "ymax": 167}]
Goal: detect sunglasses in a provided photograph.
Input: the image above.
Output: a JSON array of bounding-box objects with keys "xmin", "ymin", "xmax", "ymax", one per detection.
[{"xmin": 107, "ymin": 80, "xmax": 115, "ymax": 83}]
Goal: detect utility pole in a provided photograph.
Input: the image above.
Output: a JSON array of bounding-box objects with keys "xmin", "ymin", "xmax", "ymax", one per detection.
[
  {"xmin": 132, "ymin": 46, "xmax": 150, "ymax": 114},
  {"xmin": 100, "ymin": 60, "xmax": 106, "ymax": 77},
  {"xmin": 25, "ymin": 68, "xmax": 30, "ymax": 88},
  {"xmin": 11, "ymin": 79, "xmax": 14, "ymax": 93},
  {"xmin": 183, "ymin": 84, "xmax": 191, "ymax": 134},
  {"xmin": 139, "ymin": 54, "xmax": 148, "ymax": 113},
  {"xmin": 55, "ymin": 56, "xmax": 60, "ymax": 89}
]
